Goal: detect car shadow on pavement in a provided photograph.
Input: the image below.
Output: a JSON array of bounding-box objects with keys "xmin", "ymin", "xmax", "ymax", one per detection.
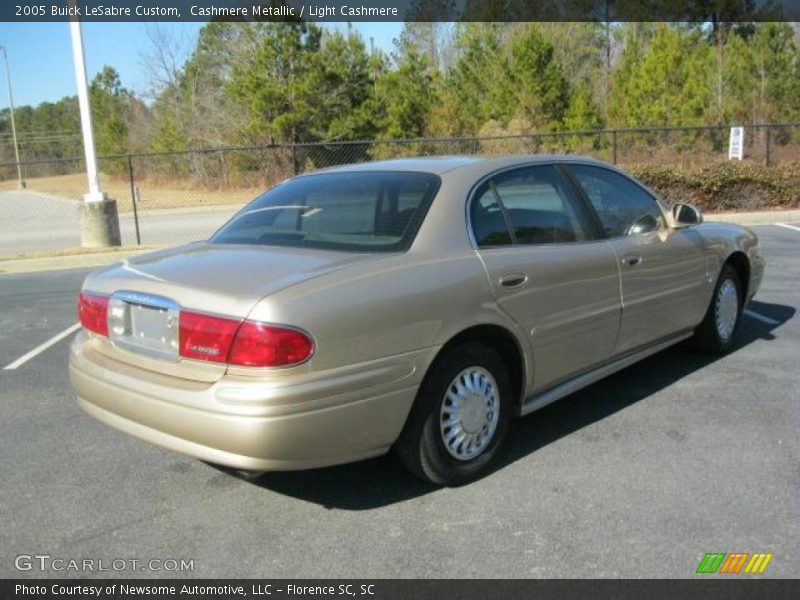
[{"xmin": 228, "ymin": 300, "xmax": 794, "ymax": 510}]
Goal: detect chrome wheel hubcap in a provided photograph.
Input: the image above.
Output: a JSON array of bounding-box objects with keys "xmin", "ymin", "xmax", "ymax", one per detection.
[
  {"xmin": 715, "ymin": 279, "xmax": 739, "ymax": 340},
  {"xmin": 440, "ymin": 367, "xmax": 499, "ymax": 461}
]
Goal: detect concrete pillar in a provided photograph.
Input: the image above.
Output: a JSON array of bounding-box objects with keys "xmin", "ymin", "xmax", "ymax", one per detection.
[{"xmin": 79, "ymin": 198, "xmax": 121, "ymax": 248}]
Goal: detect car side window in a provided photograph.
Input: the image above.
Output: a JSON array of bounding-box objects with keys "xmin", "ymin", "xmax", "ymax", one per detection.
[
  {"xmin": 491, "ymin": 165, "xmax": 591, "ymax": 245},
  {"xmin": 471, "ymin": 182, "xmax": 513, "ymax": 246},
  {"xmin": 567, "ymin": 164, "xmax": 665, "ymax": 238}
]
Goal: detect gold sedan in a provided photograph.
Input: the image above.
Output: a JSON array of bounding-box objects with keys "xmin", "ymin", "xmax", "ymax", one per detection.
[{"xmin": 69, "ymin": 156, "xmax": 764, "ymax": 485}]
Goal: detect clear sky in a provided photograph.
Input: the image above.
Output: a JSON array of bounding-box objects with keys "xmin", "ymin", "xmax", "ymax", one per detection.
[{"xmin": 0, "ymin": 21, "xmax": 404, "ymax": 108}]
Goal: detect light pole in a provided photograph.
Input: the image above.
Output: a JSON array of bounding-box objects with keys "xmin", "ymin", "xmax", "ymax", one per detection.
[
  {"xmin": 69, "ymin": 19, "xmax": 121, "ymax": 247},
  {"xmin": 70, "ymin": 20, "xmax": 104, "ymax": 203},
  {"xmin": 0, "ymin": 45, "xmax": 24, "ymax": 189}
]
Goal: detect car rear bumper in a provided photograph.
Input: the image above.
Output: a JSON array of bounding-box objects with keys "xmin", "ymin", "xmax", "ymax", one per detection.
[{"xmin": 70, "ymin": 332, "xmax": 435, "ymax": 471}]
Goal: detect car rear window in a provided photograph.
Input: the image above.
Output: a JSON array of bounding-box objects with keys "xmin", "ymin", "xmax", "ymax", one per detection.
[{"xmin": 210, "ymin": 171, "xmax": 440, "ymax": 252}]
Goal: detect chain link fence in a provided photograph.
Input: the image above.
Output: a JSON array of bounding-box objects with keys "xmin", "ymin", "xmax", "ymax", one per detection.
[{"xmin": 1, "ymin": 123, "xmax": 798, "ymax": 255}]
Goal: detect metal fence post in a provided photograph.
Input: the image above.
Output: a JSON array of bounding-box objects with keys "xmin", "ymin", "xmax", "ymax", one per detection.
[
  {"xmin": 127, "ymin": 153, "xmax": 141, "ymax": 246},
  {"xmin": 292, "ymin": 144, "xmax": 299, "ymax": 175},
  {"xmin": 764, "ymin": 126, "xmax": 771, "ymax": 167},
  {"xmin": 612, "ymin": 130, "xmax": 618, "ymax": 164}
]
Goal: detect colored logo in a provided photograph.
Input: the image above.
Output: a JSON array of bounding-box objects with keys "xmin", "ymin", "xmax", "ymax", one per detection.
[{"xmin": 696, "ymin": 552, "xmax": 773, "ymax": 574}]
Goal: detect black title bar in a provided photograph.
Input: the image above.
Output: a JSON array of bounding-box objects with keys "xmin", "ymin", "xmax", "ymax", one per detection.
[
  {"xmin": 4, "ymin": 579, "xmax": 800, "ymax": 600},
  {"xmin": 3, "ymin": 1, "xmax": 800, "ymax": 22}
]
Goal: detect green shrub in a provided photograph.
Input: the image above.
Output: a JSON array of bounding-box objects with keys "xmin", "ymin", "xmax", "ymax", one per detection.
[{"xmin": 629, "ymin": 161, "xmax": 800, "ymax": 212}]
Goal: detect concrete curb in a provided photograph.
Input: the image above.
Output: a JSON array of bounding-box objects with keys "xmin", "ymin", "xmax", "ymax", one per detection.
[
  {"xmin": 705, "ymin": 209, "xmax": 800, "ymax": 225},
  {"xmin": 0, "ymin": 248, "xmax": 158, "ymax": 275}
]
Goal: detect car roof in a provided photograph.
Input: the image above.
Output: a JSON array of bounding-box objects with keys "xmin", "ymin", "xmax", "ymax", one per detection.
[{"xmin": 307, "ymin": 154, "xmax": 611, "ymax": 177}]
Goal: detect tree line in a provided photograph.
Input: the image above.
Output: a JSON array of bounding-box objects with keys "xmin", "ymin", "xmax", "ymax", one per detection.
[
  {"xmin": 0, "ymin": 66, "xmax": 146, "ymax": 166},
  {"xmin": 1, "ymin": 21, "xmax": 799, "ymax": 169}
]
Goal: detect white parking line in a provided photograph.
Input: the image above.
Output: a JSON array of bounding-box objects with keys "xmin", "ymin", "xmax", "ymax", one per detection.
[
  {"xmin": 774, "ymin": 223, "xmax": 800, "ymax": 233},
  {"xmin": 3, "ymin": 323, "xmax": 81, "ymax": 371},
  {"xmin": 744, "ymin": 309, "xmax": 780, "ymax": 326}
]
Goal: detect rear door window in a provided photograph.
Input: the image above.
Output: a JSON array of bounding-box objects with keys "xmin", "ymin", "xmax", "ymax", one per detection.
[
  {"xmin": 471, "ymin": 182, "xmax": 513, "ymax": 246},
  {"xmin": 471, "ymin": 165, "xmax": 593, "ymax": 246}
]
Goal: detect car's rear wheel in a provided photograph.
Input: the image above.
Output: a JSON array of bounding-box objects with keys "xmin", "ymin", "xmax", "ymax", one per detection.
[
  {"xmin": 395, "ymin": 342, "xmax": 512, "ymax": 485},
  {"xmin": 690, "ymin": 264, "xmax": 743, "ymax": 354}
]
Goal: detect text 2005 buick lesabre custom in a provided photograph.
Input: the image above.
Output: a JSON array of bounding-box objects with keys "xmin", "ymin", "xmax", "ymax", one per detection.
[{"xmin": 69, "ymin": 156, "xmax": 764, "ymax": 485}]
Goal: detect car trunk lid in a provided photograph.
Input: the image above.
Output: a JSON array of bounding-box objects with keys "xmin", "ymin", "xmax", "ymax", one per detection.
[{"xmin": 82, "ymin": 242, "xmax": 375, "ymax": 380}]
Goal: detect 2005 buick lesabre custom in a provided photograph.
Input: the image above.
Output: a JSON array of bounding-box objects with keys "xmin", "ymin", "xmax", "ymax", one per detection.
[{"xmin": 69, "ymin": 156, "xmax": 764, "ymax": 485}]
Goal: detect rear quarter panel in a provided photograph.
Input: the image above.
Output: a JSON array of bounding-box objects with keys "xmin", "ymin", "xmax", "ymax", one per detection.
[
  {"xmin": 243, "ymin": 249, "xmax": 530, "ymax": 374},
  {"xmin": 241, "ymin": 170, "xmax": 534, "ymax": 383}
]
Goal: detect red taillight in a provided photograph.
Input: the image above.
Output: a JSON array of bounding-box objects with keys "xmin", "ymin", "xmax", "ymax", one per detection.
[
  {"xmin": 229, "ymin": 321, "xmax": 314, "ymax": 367},
  {"xmin": 178, "ymin": 311, "xmax": 313, "ymax": 367},
  {"xmin": 179, "ymin": 311, "xmax": 241, "ymax": 363},
  {"xmin": 78, "ymin": 292, "xmax": 109, "ymax": 336}
]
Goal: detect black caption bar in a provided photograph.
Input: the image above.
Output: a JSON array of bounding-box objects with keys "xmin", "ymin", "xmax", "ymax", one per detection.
[
  {"xmin": 2, "ymin": 1, "xmax": 800, "ymax": 22},
  {"xmin": 4, "ymin": 580, "xmax": 800, "ymax": 600}
]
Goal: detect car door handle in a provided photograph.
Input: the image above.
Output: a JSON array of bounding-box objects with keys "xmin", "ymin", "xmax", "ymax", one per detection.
[
  {"xmin": 623, "ymin": 255, "xmax": 643, "ymax": 267},
  {"xmin": 500, "ymin": 273, "xmax": 528, "ymax": 288}
]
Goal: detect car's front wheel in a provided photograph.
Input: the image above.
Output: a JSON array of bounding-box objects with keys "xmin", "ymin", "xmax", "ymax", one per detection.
[
  {"xmin": 690, "ymin": 264, "xmax": 743, "ymax": 354},
  {"xmin": 395, "ymin": 342, "xmax": 512, "ymax": 485}
]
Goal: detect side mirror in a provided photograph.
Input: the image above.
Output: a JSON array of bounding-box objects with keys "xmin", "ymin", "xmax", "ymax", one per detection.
[
  {"xmin": 627, "ymin": 213, "xmax": 659, "ymax": 236},
  {"xmin": 672, "ymin": 203, "xmax": 702, "ymax": 226}
]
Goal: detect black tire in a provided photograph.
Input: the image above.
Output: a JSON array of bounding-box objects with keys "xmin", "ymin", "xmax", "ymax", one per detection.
[
  {"xmin": 395, "ymin": 342, "xmax": 513, "ymax": 486},
  {"xmin": 689, "ymin": 264, "xmax": 743, "ymax": 355}
]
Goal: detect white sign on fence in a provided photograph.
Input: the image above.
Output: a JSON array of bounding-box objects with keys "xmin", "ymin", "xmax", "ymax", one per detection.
[{"xmin": 728, "ymin": 126, "xmax": 744, "ymax": 160}]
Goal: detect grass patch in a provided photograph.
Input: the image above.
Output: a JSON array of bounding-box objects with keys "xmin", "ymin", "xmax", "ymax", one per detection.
[{"xmin": 0, "ymin": 173, "xmax": 259, "ymax": 213}]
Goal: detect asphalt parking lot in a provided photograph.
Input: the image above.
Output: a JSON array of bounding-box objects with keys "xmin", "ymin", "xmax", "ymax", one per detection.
[{"xmin": 1, "ymin": 224, "xmax": 798, "ymax": 579}]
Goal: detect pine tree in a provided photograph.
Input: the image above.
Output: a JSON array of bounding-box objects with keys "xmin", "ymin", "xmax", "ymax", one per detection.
[
  {"xmin": 374, "ymin": 42, "xmax": 434, "ymax": 140},
  {"xmin": 509, "ymin": 26, "xmax": 571, "ymax": 131},
  {"xmin": 445, "ymin": 23, "xmax": 515, "ymax": 135},
  {"xmin": 89, "ymin": 66, "xmax": 131, "ymax": 156},
  {"xmin": 612, "ymin": 24, "xmax": 711, "ymax": 127},
  {"xmin": 227, "ymin": 23, "xmax": 323, "ymax": 144},
  {"xmin": 564, "ymin": 85, "xmax": 604, "ymax": 150},
  {"xmin": 309, "ymin": 27, "xmax": 379, "ymax": 141},
  {"xmin": 750, "ymin": 22, "xmax": 800, "ymax": 124}
]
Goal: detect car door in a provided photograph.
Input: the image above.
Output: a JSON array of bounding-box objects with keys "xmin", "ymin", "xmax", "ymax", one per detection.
[
  {"xmin": 564, "ymin": 163, "xmax": 709, "ymax": 354},
  {"xmin": 471, "ymin": 164, "xmax": 621, "ymax": 395}
]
